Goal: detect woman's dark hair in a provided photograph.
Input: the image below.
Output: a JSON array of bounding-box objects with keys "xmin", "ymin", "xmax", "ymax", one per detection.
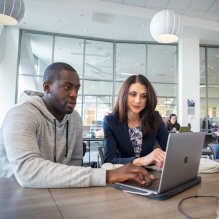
[
  {"xmin": 43, "ymin": 62, "xmax": 77, "ymax": 83},
  {"xmin": 167, "ymin": 113, "xmax": 180, "ymax": 131},
  {"xmin": 113, "ymin": 74, "xmax": 161, "ymax": 138},
  {"xmin": 169, "ymin": 113, "xmax": 177, "ymax": 121}
]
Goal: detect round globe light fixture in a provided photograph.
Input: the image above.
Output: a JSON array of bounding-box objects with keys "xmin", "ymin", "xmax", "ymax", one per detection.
[
  {"xmin": 150, "ymin": 9, "xmax": 183, "ymax": 43},
  {"xmin": 0, "ymin": 0, "xmax": 25, "ymax": 25}
]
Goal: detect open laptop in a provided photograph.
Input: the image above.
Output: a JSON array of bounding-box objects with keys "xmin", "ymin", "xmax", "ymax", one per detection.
[
  {"xmin": 114, "ymin": 132, "xmax": 205, "ymax": 200},
  {"xmin": 179, "ymin": 126, "xmax": 191, "ymax": 133}
]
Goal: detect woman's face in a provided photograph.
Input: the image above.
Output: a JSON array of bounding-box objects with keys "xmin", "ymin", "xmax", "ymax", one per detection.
[
  {"xmin": 127, "ymin": 82, "xmax": 147, "ymax": 115},
  {"xmin": 170, "ymin": 116, "xmax": 177, "ymax": 124}
]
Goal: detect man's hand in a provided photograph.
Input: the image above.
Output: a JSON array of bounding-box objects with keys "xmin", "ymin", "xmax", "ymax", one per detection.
[{"xmin": 106, "ymin": 163, "xmax": 154, "ymax": 184}]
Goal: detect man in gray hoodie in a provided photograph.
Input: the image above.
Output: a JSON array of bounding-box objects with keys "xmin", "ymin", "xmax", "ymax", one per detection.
[{"xmin": 0, "ymin": 62, "xmax": 153, "ymax": 188}]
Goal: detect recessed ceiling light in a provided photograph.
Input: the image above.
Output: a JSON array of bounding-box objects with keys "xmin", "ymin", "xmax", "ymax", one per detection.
[
  {"xmin": 84, "ymin": 29, "xmax": 88, "ymax": 32},
  {"xmin": 78, "ymin": 14, "xmax": 83, "ymax": 18},
  {"xmin": 142, "ymin": 24, "xmax": 146, "ymax": 27}
]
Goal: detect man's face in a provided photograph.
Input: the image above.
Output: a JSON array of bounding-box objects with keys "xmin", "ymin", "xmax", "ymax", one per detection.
[{"xmin": 48, "ymin": 70, "xmax": 80, "ymax": 117}]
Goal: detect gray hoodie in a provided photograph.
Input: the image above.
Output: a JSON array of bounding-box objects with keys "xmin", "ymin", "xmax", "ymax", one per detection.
[{"xmin": 0, "ymin": 91, "xmax": 106, "ymax": 188}]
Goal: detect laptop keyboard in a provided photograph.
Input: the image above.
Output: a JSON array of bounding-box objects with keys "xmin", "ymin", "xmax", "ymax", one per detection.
[{"xmin": 140, "ymin": 177, "xmax": 161, "ymax": 191}]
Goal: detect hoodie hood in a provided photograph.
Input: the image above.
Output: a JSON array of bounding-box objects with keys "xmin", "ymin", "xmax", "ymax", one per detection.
[{"xmin": 19, "ymin": 90, "xmax": 70, "ymax": 125}]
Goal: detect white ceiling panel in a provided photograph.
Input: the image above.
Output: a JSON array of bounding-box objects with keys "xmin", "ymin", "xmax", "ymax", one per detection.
[
  {"xmin": 168, "ymin": 0, "xmax": 192, "ymax": 10},
  {"xmin": 123, "ymin": 0, "xmax": 146, "ymax": 7},
  {"xmin": 209, "ymin": 1, "xmax": 219, "ymax": 11},
  {"xmin": 188, "ymin": 0, "xmax": 215, "ymax": 11},
  {"xmin": 102, "ymin": 0, "xmax": 123, "ymax": 3},
  {"xmin": 146, "ymin": 0, "xmax": 170, "ymax": 8}
]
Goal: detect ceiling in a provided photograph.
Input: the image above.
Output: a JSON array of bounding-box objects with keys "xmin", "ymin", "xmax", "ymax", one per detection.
[{"xmin": 16, "ymin": 0, "xmax": 219, "ymax": 45}]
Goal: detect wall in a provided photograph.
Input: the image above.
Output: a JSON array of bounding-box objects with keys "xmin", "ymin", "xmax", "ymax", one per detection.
[{"xmin": 0, "ymin": 27, "xmax": 19, "ymax": 127}]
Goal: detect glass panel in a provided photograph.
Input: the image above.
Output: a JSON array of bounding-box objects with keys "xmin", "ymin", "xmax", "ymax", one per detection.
[
  {"xmin": 207, "ymin": 48, "xmax": 219, "ymax": 126},
  {"xmin": 116, "ymin": 43, "xmax": 146, "ymax": 80},
  {"xmin": 84, "ymin": 40, "xmax": 113, "ymax": 80},
  {"xmin": 200, "ymin": 47, "xmax": 206, "ymax": 84},
  {"xmin": 83, "ymin": 80, "xmax": 112, "ymax": 126},
  {"xmin": 18, "ymin": 33, "xmax": 53, "ymax": 99},
  {"xmin": 147, "ymin": 44, "xmax": 177, "ymax": 83},
  {"xmin": 208, "ymin": 87, "xmax": 219, "ymax": 127},
  {"xmin": 200, "ymin": 47, "xmax": 207, "ymax": 132},
  {"xmin": 207, "ymin": 48, "xmax": 219, "ymax": 85},
  {"xmin": 200, "ymin": 47, "xmax": 219, "ymax": 132},
  {"xmin": 157, "ymin": 97, "xmax": 177, "ymax": 120},
  {"xmin": 17, "ymin": 76, "xmax": 44, "ymax": 99},
  {"xmin": 54, "ymin": 37, "xmax": 84, "ymax": 77},
  {"xmin": 207, "ymin": 48, "xmax": 219, "ymax": 131}
]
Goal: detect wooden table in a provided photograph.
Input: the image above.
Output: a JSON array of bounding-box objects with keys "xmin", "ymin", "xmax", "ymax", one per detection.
[{"xmin": 1, "ymin": 173, "xmax": 219, "ymax": 219}]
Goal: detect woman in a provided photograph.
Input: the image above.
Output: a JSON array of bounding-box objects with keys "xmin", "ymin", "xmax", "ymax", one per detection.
[
  {"xmin": 103, "ymin": 74, "xmax": 169, "ymax": 168},
  {"xmin": 165, "ymin": 114, "xmax": 180, "ymax": 133}
]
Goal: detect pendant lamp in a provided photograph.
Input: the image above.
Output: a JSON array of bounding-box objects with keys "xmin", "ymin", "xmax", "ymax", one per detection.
[
  {"xmin": 0, "ymin": 0, "xmax": 25, "ymax": 25},
  {"xmin": 150, "ymin": 9, "xmax": 183, "ymax": 43}
]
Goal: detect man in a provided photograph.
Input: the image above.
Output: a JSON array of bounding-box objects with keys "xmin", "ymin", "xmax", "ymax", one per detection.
[{"xmin": 0, "ymin": 62, "xmax": 153, "ymax": 188}]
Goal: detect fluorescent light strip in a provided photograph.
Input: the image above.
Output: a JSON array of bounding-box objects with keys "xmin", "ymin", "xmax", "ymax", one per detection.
[{"xmin": 120, "ymin": 73, "xmax": 135, "ymax": 76}]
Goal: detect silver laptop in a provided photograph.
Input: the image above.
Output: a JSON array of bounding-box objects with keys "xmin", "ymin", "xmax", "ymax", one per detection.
[{"xmin": 114, "ymin": 132, "xmax": 205, "ymax": 196}]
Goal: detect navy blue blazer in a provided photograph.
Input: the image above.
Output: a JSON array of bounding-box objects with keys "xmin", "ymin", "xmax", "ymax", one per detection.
[{"xmin": 103, "ymin": 113, "xmax": 169, "ymax": 164}]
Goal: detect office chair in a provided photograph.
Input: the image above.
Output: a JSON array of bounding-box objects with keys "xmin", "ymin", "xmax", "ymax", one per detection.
[
  {"xmin": 98, "ymin": 146, "xmax": 104, "ymax": 166},
  {"xmin": 209, "ymin": 143, "xmax": 218, "ymax": 159},
  {"xmin": 82, "ymin": 142, "xmax": 87, "ymax": 157}
]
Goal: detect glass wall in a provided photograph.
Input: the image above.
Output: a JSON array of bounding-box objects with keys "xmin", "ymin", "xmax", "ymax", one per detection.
[
  {"xmin": 18, "ymin": 30, "xmax": 178, "ymax": 135},
  {"xmin": 200, "ymin": 46, "xmax": 219, "ymax": 132},
  {"xmin": 18, "ymin": 33, "xmax": 53, "ymax": 98}
]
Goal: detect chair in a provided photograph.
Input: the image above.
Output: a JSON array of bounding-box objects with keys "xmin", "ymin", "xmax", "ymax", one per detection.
[
  {"xmin": 98, "ymin": 146, "xmax": 104, "ymax": 166},
  {"xmin": 83, "ymin": 142, "xmax": 87, "ymax": 157},
  {"xmin": 209, "ymin": 143, "xmax": 218, "ymax": 159}
]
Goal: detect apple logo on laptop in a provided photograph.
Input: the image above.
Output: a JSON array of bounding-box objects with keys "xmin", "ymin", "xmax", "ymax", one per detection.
[{"xmin": 184, "ymin": 156, "xmax": 188, "ymax": 164}]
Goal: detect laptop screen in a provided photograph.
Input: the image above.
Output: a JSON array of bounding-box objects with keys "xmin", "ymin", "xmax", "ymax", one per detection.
[{"xmin": 179, "ymin": 126, "xmax": 191, "ymax": 133}]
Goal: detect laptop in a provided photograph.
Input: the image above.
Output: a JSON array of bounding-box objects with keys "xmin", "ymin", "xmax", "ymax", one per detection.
[
  {"xmin": 114, "ymin": 132, "xmax": 205, "ymax": 200},
  {"xmin": 179, "ymin": 126, "xmax": 191, "ymax": 133}
]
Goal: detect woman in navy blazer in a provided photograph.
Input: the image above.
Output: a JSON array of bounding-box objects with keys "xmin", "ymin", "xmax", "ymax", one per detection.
[{"xmin": 103, "ymin": 74, "xmax": 169, "ymax": 168}]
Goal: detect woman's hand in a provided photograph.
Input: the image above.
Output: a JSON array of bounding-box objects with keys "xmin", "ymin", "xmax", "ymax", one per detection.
[{"xmin": 132, "ymin": 148, "xmax": 166, "ymax": 168}]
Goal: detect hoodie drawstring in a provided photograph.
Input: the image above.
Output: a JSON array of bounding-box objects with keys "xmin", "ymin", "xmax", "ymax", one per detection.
[
  {"xmin": 54, "ymin": 119, "xmax": 57, "ymax": 162},
  {"xmin": 65, "ymin": 120, "xmax": 69, "ymax": 157}
]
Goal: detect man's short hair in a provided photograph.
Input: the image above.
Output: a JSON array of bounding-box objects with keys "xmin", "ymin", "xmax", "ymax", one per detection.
[{"xmin": 43, "ymin": 62, "xmax": 77, "ymax": 83}]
